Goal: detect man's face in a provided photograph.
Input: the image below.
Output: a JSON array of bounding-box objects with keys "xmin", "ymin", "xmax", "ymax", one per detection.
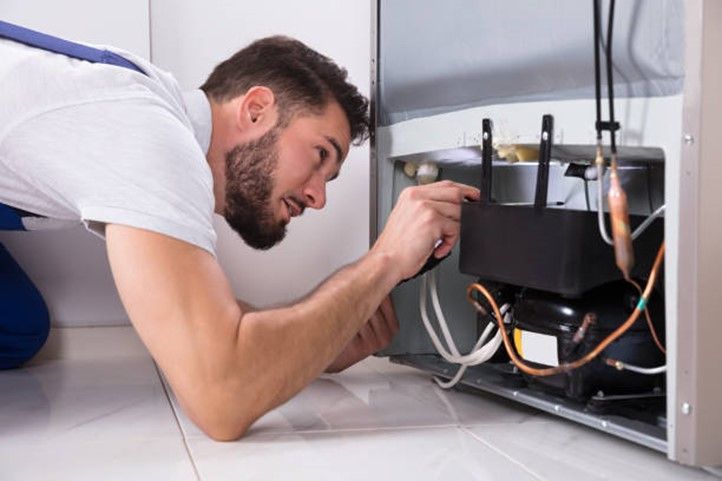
[{"xmin": 223, "ymin": 101, "xmax": 351, "ymax": 249}]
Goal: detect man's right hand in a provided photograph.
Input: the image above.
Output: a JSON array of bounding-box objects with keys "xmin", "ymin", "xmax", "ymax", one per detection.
[{"xmin": 371, "ymin": 180, "xmax": 480, "ymax": 282}]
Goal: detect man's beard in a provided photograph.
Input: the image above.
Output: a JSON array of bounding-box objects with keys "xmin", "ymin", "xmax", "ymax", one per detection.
[{"xmin": 223, "ymin": 127, "xmax": 287, "ymax": 250}]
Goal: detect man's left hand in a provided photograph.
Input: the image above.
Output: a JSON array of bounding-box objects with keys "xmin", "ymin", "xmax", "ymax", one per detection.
[{"xmin": 325, "ymin": 296, "xmax": 399, "ymax": 373}]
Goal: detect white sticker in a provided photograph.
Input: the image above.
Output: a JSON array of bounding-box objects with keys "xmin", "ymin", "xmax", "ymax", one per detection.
[{"xmin": 517, "ymin": 329, "xmax": 559, "ymax": 367}]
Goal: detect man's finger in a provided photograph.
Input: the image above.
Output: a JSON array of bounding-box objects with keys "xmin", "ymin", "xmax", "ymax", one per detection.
[
  {"xmin": 432, "ymin": 218, "xmax": 461, "ymax": 258},
  {"xmin": 356, "ymin": 322, "xmax": 376, "ymax": 350},
  {"xmin": 421, "ymin": 200, "xmax": 462, "ymax": 222},
  {"xmin": 414, "ymin": 181, "xmax": 480, "ymax": 203},
  {"xmin": 379, "ymin": 297, "xmax": 399, "ymax": 333},
  {"xmin": 367, "ymin": 310, "xmax": 393, "ymax": 346}
]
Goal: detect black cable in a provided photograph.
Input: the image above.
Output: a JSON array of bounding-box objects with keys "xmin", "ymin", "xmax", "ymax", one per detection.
[
  {"xmin": 606, "ymin": 0, "xmax": 617, "ymax": 155},
  {"xmin": 593, "ymin": 0, "xmax": 603, "ymax": 141},
  {"xmin": 584, "ymin": 179, "xmax": 592, "ymax": 211}
]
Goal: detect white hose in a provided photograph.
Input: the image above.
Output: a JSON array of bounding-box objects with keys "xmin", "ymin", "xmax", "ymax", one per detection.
[
  {"xmin": 612, "ymin": 360, "xmax": 666, "ymax": 375},
  {"xmin": 419, "ymin": 270, "xmax": 505, "ymax": 388},
  {"xmin": 631, "ymin": 204, "xmax": 665, "ymax": 240}
]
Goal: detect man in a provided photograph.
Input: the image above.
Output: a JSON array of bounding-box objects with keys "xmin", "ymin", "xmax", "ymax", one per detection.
[{"xmin": 0, "ymin": 31, "xmax": 479, "ymax": 440}]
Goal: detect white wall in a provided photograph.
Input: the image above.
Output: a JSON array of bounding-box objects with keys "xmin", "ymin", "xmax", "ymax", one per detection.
[
  {"xmin": 0, "ymin": 1, "xmax": 372, "ymax": 325},
  {"xmin": 150, "ymin": 0, "xmax": 372, "ymax": 307}
]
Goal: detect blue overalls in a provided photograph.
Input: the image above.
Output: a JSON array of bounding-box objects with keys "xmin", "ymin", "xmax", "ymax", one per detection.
[{"xmin": 0, "ymin": 20, "xmax": 146, "ymax": 368}]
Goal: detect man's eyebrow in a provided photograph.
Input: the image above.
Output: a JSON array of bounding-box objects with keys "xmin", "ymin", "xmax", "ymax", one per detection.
[{"xmin": 325, "ymin": 136, "xmax": 344, "ymax": 164}]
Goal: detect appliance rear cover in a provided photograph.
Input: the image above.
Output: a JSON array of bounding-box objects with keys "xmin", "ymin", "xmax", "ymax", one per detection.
[{"xmin": 378, "ymin": 0, "xmax": 684, "ymax": 125}]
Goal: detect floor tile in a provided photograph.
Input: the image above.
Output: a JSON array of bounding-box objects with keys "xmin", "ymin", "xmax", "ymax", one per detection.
[
  {"xmin": 185, "ymin": 426, "xmax": 543, "ymax": 481},
  {"xmin": 166, "ymin": 356, "xmax": 546, "ymax": 439},
  {"xmin": 1, "ymin": 327, "xmax": 198, "ymax": 480},
  {"xmin": 1, "ymin": 328, "xmax": 179, "ymax": 443},
  {"xmin": 0, "ymin": 437, "xmax": 197, "ymax": 481},
  {"xmin": 465, "ymin": 420, "xmax": 718, "ymax": 481}
]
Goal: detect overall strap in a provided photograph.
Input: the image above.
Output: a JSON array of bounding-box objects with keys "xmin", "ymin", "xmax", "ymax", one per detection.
[{"xmin": 0, "ymin": 20, "xmax": 146, "ymax": 75}]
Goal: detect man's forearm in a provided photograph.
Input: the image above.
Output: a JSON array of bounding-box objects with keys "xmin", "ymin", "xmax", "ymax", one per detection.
[{"xmin": 225, "ymin": 249, "xmax": 399, "ymax": 433}]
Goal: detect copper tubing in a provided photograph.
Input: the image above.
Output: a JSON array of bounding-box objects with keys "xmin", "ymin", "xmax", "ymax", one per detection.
[
  {"xmin": 466, "ymin": 242, "xmax": 665, "ymax": 377},
  {"xmin": 627, "ymin": 278, "xmax": 666, "ymax": 354},
  {"xmin": 572, "ymin": 313, "xmax": 597, "ymax": 345},
  {"xmin": 607, "ymin": 156, "xmax": 635, "ymax": 279}
]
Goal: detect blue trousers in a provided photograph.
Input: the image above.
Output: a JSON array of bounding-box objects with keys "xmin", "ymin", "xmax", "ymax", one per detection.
[{"xmin": 0, "ymin": 243, "xmax": 49, "ymax": 369}]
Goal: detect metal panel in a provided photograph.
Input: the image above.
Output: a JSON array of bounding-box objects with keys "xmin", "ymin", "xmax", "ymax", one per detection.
[
  {"xmin": 674, "ymin": 0, "xmax": 722, "ymax": 467},
  {"xmin": 369, "ymin": 0, "xmax": 380, "ymax": 245}
]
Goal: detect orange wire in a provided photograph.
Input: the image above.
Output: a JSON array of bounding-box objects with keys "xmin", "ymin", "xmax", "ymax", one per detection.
[{"xmin": 466, "ymin": 242, "xmax": 665, "ymax": 377}]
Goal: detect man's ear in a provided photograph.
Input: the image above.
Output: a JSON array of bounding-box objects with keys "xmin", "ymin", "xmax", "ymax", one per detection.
[{"xmin": 237, "ymin": 86, "xmax": 277, "ymax": 132}]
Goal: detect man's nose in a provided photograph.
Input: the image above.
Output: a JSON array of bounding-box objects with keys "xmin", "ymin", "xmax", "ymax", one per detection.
[{"xmin": 303, "ymin": 175, "xmax": 327, "ymax": 210}]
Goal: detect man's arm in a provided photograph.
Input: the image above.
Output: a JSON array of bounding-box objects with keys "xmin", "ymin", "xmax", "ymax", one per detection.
[
  {"xmin": 105, "ymin": 180, "xmax": 478, "ymax": 440},
  {"xmin": 325, "ymin": 296, "xmax": 398, "ymax": 373}
]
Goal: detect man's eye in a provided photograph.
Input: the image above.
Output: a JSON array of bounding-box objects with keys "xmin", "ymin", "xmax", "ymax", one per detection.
[{"xmin": 318, "ymin": 147, "xmax": 329, "ymax": 162}]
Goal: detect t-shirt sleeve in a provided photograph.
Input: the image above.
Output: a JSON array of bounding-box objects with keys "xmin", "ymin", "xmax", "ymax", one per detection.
[{"xmin": 2, "ymin": 95, "xmax": 217, "ymax": 256}]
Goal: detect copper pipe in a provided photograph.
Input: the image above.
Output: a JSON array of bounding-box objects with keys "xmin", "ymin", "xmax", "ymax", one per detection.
[
  {"xmin": 466, "ymin": 242, "xmax": 665, "ymax": 377},
  {"xmin": 608, "ymin": 155, "xmax": 635, "ymax": 279}
]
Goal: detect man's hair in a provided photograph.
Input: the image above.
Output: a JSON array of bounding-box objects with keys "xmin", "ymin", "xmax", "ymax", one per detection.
[{"xmin": 201, "ymin": 36, "xmax": 370, "ymax": 145}]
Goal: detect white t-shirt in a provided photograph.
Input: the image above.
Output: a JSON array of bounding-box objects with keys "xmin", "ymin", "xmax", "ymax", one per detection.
[{"xmin": 0, "ymin": 38, "xmax": 217, "ymax": 256}]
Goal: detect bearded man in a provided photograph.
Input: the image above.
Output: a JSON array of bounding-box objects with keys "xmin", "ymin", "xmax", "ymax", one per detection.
[{"xmin": 0, "ymin": 26, "xmax": 478, "ymax": 440}]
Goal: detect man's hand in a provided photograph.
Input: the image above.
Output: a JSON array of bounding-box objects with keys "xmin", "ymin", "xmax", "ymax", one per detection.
[
  {"xmin": 372, "ymin": 180, "xmax": 480, "ymax": 282},
  {"xmin": 325, "ymin": 296, "xmax": 399, "ymax": 373}
]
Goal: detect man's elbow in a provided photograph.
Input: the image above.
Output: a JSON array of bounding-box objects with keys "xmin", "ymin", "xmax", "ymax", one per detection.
[
  {"xmin": 198, "ymin": 416, "xmax": 251, "ymax": 442},
  {"xmin": 178, "ymin": 389, "xmax": 255, "ymax": 442}
]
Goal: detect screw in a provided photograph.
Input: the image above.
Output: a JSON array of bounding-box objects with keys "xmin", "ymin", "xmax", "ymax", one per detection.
[
  {"xmin": 682, "ymin": 402, "xmax": 692, "ymax": 415},
  {"xmin": 684, "ymin": 134, "xmax": 694, "ymax": 145},
  {"xmin": 596, "ymin": 390, "xmax": 605, "ymax": 398},
  {"xmin": 483, "ymin": 132, "xmax": 489, "ymax": 141},
  {"xmin": 542, "ymin": 131, "xmax": 549, "ymax": 141}
]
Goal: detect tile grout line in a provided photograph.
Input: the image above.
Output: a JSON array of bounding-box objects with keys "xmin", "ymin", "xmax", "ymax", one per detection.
[
  {"xmin": 154, "ymin": 361, "xmax": 202, "ymax": 481},
  {"xmin": 183, "ymin": 423, "xmax": 458, "ymax": 443},
  {"xmin": 461, "ymin": 426, "xmax": 547, "ymax": 481}
]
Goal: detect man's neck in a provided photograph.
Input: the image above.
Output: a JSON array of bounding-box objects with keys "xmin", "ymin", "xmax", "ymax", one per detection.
[{"xmin": 207, "ymin": 96, "xmax": 233, "ymax": 216}]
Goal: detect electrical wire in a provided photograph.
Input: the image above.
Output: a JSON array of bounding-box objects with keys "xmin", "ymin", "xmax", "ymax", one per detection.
[
  {"xmin": 605, "ymin": 358, "xmax": 666, "ymax": 375},
  {"xmin": 419, "ymin": 269, "xmax": 504, "ymax": 388},
  {"xmin": 593, "ymin": 0, "xmax": 603, "ymax": 144},
  {"xmin": 606, "ymin": 0, "xmax": 618, "ymax": 156},
  {"xmin": 466, "ymin": 242, "xmax": 665, "ymax": 377},
  {"xmin": 424, "ymin": 270, "xmax": 505, "ymax": 366}
]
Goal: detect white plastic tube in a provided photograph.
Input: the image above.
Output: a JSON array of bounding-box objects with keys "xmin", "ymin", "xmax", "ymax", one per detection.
[
  {"xmin": 419, "ymin": 270, "xmax": 505, "ymax": 388},
  {"xmin": 631, "ymin": 204, "xmax": 665, "ymax": 240}
]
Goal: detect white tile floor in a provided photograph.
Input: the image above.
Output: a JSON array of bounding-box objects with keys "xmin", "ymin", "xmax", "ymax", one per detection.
[{"xmin": 1, "ymin": 327, "xmax": 718, "ymax": 481}]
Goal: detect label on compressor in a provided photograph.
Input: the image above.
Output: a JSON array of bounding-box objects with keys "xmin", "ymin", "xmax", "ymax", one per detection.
[{"xmin": 513, "ymin": 328, "xmax": 560, "ymax": 367}]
